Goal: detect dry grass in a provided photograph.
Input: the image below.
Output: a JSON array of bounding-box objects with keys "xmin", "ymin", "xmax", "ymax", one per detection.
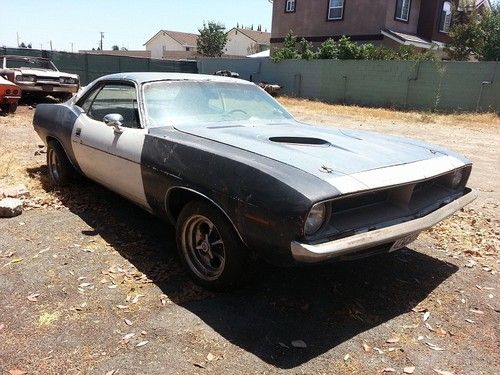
[{"xmin": 278, "ymin": 97, "xmax": 500, "ymax": 128}]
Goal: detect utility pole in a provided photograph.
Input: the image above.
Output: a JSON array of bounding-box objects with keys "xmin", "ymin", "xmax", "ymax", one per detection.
[
  {"xmin": 71, "ymin": 42, "xmax": 74, "ymax": 53},
  {"xmin": 50, "ymin": 40, "xmax": 53, "ymax": 51},
  {"xmin": 17, "ymin": 32, "xmax": 20, "ymax": 47},
  {"xmin": 100, "ymin": 32, "xmax": 104, "ymax": 50}
]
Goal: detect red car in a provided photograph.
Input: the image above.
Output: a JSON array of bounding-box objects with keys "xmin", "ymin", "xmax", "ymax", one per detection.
[{"xmin": 0, "ymin": 76, "xmax": 21, "ymax": 113}]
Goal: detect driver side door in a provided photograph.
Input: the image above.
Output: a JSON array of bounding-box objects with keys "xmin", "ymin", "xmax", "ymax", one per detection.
[{"xmin": 71, "ymin": 81, "xmax": 150, "ymax": 210}]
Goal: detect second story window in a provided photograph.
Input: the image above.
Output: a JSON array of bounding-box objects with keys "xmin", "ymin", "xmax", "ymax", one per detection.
[
  {"xmin": 328, "ymin": 0, "xmax": 344, "ymax": 20},
  {"xmin": 395, "ymin": 0, "xmax": 411, "ymax": 22},
  {"xmin": 439, "ymin": 1, "xmax": 452, "ymax": 33},
  {"xmin": 285, "ymin": 0, "xmax": 296, "ymax": 13}
]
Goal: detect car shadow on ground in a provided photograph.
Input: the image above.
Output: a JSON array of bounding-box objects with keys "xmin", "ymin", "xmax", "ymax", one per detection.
[{"xmin": 29, "ymin": 166, "xmax": 459, "ymax": 369}]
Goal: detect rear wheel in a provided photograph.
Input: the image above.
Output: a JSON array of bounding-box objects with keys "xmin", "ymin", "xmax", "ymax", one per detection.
[
  {"xmin": 47, "ymin": 140, "xmax": 74, "ymax": 186},
  {"xmin": 8, "ymin": 103, "xmax": 18, "ymax": 113},
  {"xmin": 0, "ymin": 104, "xmax": 11, "ymax": 114},
  {"xmin": 176, "ymin": 200, "xmax": 252, "ymax": 290}
]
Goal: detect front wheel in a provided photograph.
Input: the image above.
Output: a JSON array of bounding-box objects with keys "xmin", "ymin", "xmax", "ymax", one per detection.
[{"xmin": 176, "ymin": 200, "xmax": 252, "ymax": 291}]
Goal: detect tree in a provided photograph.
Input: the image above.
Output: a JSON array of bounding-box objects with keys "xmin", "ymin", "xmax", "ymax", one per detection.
[
  {"xmin": 298, "ymin": 38, "xmax": 316, "ymax": 60},
  {"xmin": 19, "ymin": 42, "xmax": 27, "ymax": 48},
  {"xmin": 112, "ymin": 45, "xmax": 119, "ymax": 51},
  {"xmin": 197, "ymin": 22, "xmax": 228, "ymax": 57},
  {"xmin": 478, "ymin": 4, "xmax": 500, "ymax": 61},
  {"xmin": 271, "ymin": 31, "xmax": 300, "ymax": 61},
  {"xmin": 446, "ymin": 7, "xmax": 485, "ymax": 60}
]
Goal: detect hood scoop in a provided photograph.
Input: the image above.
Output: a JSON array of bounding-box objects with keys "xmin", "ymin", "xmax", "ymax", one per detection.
[{"xmin": 269, "ymin": 136, "xmax": 331, "ymax": 146}]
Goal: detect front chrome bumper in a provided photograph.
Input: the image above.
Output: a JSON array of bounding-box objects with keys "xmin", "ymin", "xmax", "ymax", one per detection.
[
  {"xmin": 17, "ymin": 82, "xmax": 79, "ymax": 94},
  {"xmin": 291, "ymin": 189, "xmax": 477, "ymax": 263}
]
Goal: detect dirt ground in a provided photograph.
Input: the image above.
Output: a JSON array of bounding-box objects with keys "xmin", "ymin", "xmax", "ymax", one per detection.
[{"xmin": 0, "ymin": 101, "xmax": 498, "ymax": 375}]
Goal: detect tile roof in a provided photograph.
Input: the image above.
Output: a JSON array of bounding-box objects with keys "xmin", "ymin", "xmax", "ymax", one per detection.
[
  {"xmin": 144, "ymin": 30, "xmax": 198, "ymax": 47},
  {"xmin": 232, "ymin": 28, "xmax": 271, "ymax": 45}
]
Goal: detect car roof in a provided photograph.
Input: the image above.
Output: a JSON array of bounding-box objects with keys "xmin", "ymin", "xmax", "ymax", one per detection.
[{"xmin": 100, "ymin": 72, "xmax": 252, "ymax": 85}]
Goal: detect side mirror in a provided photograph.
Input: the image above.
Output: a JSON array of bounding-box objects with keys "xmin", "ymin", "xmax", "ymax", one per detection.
[{"xmin": 103, "ymin": 113, "xmax": 124, "ymax": 134}]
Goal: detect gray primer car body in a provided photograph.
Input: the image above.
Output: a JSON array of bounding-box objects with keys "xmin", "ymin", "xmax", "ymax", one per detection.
[{"xmin": 33, "ymin": 72, "xmax": 476, "ymax": 266}]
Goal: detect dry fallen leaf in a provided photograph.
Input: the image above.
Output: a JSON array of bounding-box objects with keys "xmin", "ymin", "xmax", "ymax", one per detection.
[
  {"xmin": 27, "ymin": 293, "xmax": 40, "ymax": 302},
  {"xmin": 116, "ymin": 305, "xmax": 129, "ymax": 309},
  {"xmin": 373, "ymin": 347, "xmax": 384, "ymax": 354},
  {"xmin": 343, "ymin": 354, "xmax": 351, "ymax": 362},
  {"xmin": 105, "ymin": 370, "xmax": 117, "ymax": 375},
  {"xmin": 291, "ymin": 340, "xmax": 307, "ymax": 348},
  {"xmin": 382, "ymin": 368, "xmax": 396, "ymax": 373},
  {"xmin": 423, "ymin": 311, "xmax": 431, "ymax": 321},
  {"xmin": 386, "ymin": 337, "xmax": 400, "ymax": 344},
  {"xmin": 425, "ymin": 342, "xmax": 444, "ymax": 351},
  {"xmin": 9, "ymin": 370, "xmax": 27, "ymax": 375},
  {"xmin": 206, "ymin": 353, "xmax": 215, "ymax": 361},
  {"xmin": 362, "ymin": 341, "xmax": 371, "ymax": 352},
  {"xmin": 0, "ymin": 323, "xmax": 4, "ymax": 331},
  {"xmin": 469, "ymin": 308, "xmax": 484, "ymax": 315},
  {"xmin": 404, "ymin": 366, "xmax": 416, "ymax": 374},
  {"xmin": 124, "ymin": 319, "xmax": 133, "ymax": 326},
  {"xmin": 136, "ymin": 340, "xmax": 149, "ymax": 347},
  {"xmin": 122, "ymin": 333, "xmax": 135, "ymax": 341}
]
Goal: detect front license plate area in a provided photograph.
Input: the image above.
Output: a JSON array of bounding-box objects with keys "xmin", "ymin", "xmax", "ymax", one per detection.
[{"xmin": 389, "ymin": 233, "xmax": 419, "ymax": 252}]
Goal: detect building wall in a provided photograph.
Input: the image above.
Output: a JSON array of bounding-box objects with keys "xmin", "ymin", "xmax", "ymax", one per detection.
[
  {"xmin": 417, "ymin": 0, "xmax": 451, "ymax": 43},
  {"xmin": 145, "ymin": 33, "xmax": 187, "ymax": 59},
  {"xmin": 225, "ymin": 30, "xmax": 258, "ymax": 56},
  {"xmin": 272, "ymin": 0, "xmax": 424, "ymax": 43},
  {"xmin": 385, "ymin": 0, "xmax": 422, "ymax": 34}
]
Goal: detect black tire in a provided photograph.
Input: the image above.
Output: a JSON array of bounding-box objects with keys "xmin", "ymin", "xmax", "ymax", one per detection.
[
  {"xmin": 0, "ymin": 104, "xmax": 9, "ymax": 114},
  {"xmin": 46, "ymin": 140, "xmax": 74, "ymax": 186},
  {"xmin": 8, "ymin": 103, "xmax": 17, "ymax": 113},
  {"xmin": 57, "ymin": 93, "xmax": 74, "ymax": 102},
  {"xmin": 176, "ymin": 199, "xmax": 252, "ymax": 291}
]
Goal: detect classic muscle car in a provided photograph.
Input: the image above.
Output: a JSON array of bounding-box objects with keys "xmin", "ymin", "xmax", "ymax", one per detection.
[
  {"xmin": 33, "ymin": 73, "xmax": 476, "ymax": 290},
  {"xmin": 0, "ymin": 76, "xmax": 21, "ymax": 113},
  {"xmin": 1, "ymin": 55, "xmax": 79, "ymax": 101}
]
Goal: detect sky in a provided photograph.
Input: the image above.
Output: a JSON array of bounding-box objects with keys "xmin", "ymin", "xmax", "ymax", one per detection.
[
  {"xmin": 0, "ymin": 0, "xmax": 273, "ymax": 52},
  {"xmin": 1, "ymin": 0, "xmax": 498, "ymax": 52}
]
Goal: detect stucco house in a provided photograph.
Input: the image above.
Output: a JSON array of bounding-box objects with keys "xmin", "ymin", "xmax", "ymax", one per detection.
[
  {"xmin": 224, "ymin": 28, "xmax": 271, "ymax": 56},
  {"xmin": 271, "ymin": 0, "xmax": 491, "ymax": 51},
  {"xmin": 144, "ymin": 30, "xmax": 199, "ymax": 59}
]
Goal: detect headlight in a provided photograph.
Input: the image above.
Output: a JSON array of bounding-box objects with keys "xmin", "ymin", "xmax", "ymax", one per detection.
[
  {"xmin": 451, "ymin": 169, "xmax": 464, "ymax": 188},
  {"xmin": 60, "ymin": 77, "xmax": 77, "ymax": 84},
  {"xmin": 305, "ymin": 203, "xmax": 327, "ymax": 236},
  {"xmin": 16, "ymin": 75, "xmax": 36, "ymax": 82}
]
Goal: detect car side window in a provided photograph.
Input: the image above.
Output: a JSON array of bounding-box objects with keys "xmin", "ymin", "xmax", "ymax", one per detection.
[
  {"xmin": 86, "ymin": 83, "xmax": 140, "ymax": 129},
  {"xmin": 79, "ymin": 85, "xmax": 102, "ymax": 113}
]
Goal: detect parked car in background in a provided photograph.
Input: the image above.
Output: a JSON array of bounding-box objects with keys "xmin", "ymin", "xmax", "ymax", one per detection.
[
  {"xmin": 0, "ymin": 76, "xmax": 21, "ymax": 113},
  {"xmin": 33, "ymin": 73, "xmax": 476, "ymax": 290},
  {"xmin": 0, "ymin": 55, "xmax": 79, "ymax": 101}
]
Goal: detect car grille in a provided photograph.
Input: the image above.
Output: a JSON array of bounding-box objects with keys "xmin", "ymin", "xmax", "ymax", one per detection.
[
  {"xmin": 307, "ymin": 166, "xmax": 471, "ymax": 244},
  {"xmin": 37, "ymin": 77, "xmax": 60, "ymax": 83}
]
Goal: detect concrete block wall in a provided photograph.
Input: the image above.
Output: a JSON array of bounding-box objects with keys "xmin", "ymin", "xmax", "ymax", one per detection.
[{"xmin": 198, "ymin": 58, "xmax": 499, "ymax": 112}]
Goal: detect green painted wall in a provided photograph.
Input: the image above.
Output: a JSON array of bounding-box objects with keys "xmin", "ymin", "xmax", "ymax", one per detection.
[
  {"xmin": 0, "ymin": 47, "xmax": 198, "ymax": 85},
  {"xmin": 198, "ymin": 58, "xmax": 499, "ymax": 112}
]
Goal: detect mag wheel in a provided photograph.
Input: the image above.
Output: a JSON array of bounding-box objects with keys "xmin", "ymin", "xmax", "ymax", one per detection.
[{"xmin": 176, "ymin": 200, "xmax": 252, "ymax": 290}]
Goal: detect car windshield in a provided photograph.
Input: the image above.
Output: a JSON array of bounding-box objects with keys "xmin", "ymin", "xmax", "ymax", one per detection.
[
  {"xmin": 5, "ymin": 57, "xmax": 56, "ymax": 71},
  {"xmin": 143, "ymin": 80, "xmax": 293, "ymax": 127}
]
